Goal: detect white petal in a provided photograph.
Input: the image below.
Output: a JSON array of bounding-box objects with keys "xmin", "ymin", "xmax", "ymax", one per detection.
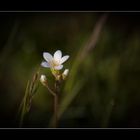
[
  {"xmin": 60, "ymin": 55, "xmax": 69, "ymax": 64},
  {"xmin": 43, "ymin": 52, "xmax": 53, "ymax": 62},
  {"xmin": 41, "ymin": 61, "xmax": 50, "ymax": 68},
  {"xmin": 54, "ymin": 50, "xmax": 62, "ymax": 62},
  {"xmin": 54, "ymin": 65, "xmax": 63, "ymax": 70}
]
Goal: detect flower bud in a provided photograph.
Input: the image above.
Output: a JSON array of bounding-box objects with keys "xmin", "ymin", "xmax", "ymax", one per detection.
[
  {"xmin": 40, "ymin": 75, "xmax": 47, "ymax": 86},
  {"xmin": 62, "ymin": 69, "xmax": 69, "ymax": 80}
]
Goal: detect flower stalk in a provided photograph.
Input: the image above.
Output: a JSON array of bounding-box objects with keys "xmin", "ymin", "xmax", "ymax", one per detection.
[
  {"xmin": 53, "ymin": 89, "xmax": 58, "ymax": 127},
  {"xmin": 40, "ymin": 75, "xmax": 60, "ymax": 127},
  {"xmin": 40, "ymin": 50, "xmax": 69, "ymax": 128}
]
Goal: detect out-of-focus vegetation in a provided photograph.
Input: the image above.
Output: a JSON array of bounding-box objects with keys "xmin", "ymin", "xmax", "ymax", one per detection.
[{"xmin": 0, "ymin": 12, "xmax": 140, "ymax": 128}]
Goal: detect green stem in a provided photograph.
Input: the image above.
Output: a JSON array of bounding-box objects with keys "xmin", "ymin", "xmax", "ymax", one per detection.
[
  {"xmin": 45, "ymin": 84, "xmax": 56, "ymax": 96},
  {"xmin": 52, "ymin": 94, "xmax": 58, "ymax": 128},
  {"xmin": 19, "ymin": 81, "xmax": 30, "ymax": 127},
  {"xmin": 51, "ymin": 80, "xmax": 59, "ymax": 128},
  {"xmin": 19, "ymin": 99, "xmax": 26, "ymax": 127}
]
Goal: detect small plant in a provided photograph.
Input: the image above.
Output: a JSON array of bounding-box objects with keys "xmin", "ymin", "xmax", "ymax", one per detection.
[
  {"xmin": 18, "ymin": 50, "xmax": 69, "ymax": 128},
  {"xmin": 40, "ymin": 50, "xmax": 69, "ymax": 127}
]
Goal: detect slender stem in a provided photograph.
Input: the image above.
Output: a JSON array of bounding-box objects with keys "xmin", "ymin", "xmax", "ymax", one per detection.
[
  {"xmin": 45, "ymin": 79, "xmax": 60, "ymax": 128},
  {"xmin": 52, "ymin": 94, "xmax": 58, "ymax": 128},
  {"xmin": 19, "ymin": 99, "xmax": 26, "ymax": 127},
  {"xmin": 44, "ymin": 83, "xmax": 56, "ymax": 96},
  {"xmin": 52, "ymin": 80, "xmax": 59, "ymax": 128},
  {"xmin": 19, "ymin": 81, "xmax": 30, "ymax": 127}
]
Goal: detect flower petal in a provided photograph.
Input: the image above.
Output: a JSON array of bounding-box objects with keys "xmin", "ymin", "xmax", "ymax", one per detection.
[
  {"xmin": 60, "ymin": 55, "xmax": 69, "ymax": 64},
  {"xmin": 41, "ymin": 61, "xmax": 50, "ymax": 68},
  {"xmin": 54, "ymin": 50, "xmax": 62, "ymax": 62},
  {"xmin": 43, "ymin": 52, "xmax": 53, "ymax": 62},
  {"xmin": 54, "ymin": 65, "xmax": 63, "ymax": 70}
]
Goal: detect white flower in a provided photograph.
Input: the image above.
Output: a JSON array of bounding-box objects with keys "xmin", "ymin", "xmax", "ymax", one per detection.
[
  {"xmin": 41, "ymin": 50, "xmax": 69, "ymax": 70},
  {"xmin": 40, "ymin": 75, "xmax": 47, "ymax": 86},
  {"xmin": 62, "ymin": 69, "xmax": 69, "ymax": 79}
]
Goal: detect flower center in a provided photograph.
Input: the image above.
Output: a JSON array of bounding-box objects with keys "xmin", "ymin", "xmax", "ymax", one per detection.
[{"xmin": 52, "ymin": 59, "xmax": 60, "ymax": 67}]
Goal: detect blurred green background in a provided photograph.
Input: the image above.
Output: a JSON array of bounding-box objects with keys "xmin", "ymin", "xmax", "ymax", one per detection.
[{"xmin": 0, "ymin": 12, "xmax": 140, "ymax": 128}]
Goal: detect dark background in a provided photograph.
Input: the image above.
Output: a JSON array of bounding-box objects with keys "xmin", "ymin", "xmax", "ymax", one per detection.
[{"xmin": 0, "ymin": 12, "xmax": 140, "ymax": 128}]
